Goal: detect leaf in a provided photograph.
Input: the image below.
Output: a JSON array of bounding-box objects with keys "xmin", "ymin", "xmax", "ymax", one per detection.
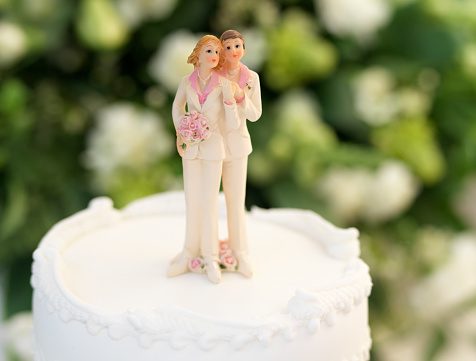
[{"xmin": 0, "ymin": 179, "xmax": 28, "ymax": 241}]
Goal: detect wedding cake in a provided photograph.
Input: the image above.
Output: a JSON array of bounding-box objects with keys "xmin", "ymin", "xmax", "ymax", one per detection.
[{"xmin": 31, "ymin": 191, "xmax": 372, "ymax": 361}]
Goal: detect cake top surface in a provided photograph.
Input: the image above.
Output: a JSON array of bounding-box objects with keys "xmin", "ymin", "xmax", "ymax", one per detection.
[{"xmin": 61, "ymin": 214, "xmax": 345, "ymax": 320}]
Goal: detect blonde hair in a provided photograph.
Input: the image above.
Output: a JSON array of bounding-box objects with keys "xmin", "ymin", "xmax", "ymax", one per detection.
[{"xmin": 187, "ymin": 35, "xmax": 225, "ymax": 70}]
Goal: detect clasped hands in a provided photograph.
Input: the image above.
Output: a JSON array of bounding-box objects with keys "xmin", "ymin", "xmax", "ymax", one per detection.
[{"xmin": 223, "ymin": 81, "xmax": 245, "ymax": 103}]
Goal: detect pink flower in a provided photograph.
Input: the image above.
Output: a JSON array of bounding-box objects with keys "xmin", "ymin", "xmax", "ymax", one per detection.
[
  {"xmin": 180, "ymin": 116, "xmax": 190, "ymax": 128},
  {"xmin": 201, "ymin": 128, "xmax": 210, "ymax": 140},
  {"xmin": 219, "ymin": 240, "xmax": 230, "ymax": 251},
  {"xmin": 246, "ymin": 76, "xmax": 254, "ymax": 87},
  {"xmin": 181, "ymin": 129, "xmax": 192, "ymax": 139},
  {"xmin": 189, "ymin": 258, "xmax": 204, "ymax": 270},
  {"xmin": 190, "ymin": 110, "xmax": 198, "ymax": 120},
  {"xmin": 220, "ymin": 254, "xmax": 237, "ymax": 269},
  {"xmin": 246, "ymin": 77, "xmax": 254, "ymax": 90},
  {"xmin": 189, "ymin": 119, "xmax": 199, "ymax": 131},
  {"xmin": 192, "ymin": 131, "xmax": 201, "ymax": 141}
]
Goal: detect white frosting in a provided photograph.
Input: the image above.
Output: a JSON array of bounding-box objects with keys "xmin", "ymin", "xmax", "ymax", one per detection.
[{"xmin": 31, "ymin": 191, "xmax": 372, "ymax": 361}]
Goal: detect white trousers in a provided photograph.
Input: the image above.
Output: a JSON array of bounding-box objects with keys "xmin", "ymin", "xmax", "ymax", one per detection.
[
  {"xmin": 182, "ymin": 158, "xmax": 222, "ymax": 262},
  {"xmin": 222, "ymin": 157, "xmax": 249, "ymax": 256}
]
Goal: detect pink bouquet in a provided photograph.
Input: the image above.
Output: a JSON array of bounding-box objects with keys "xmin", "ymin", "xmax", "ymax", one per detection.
[{"xmin": 177, "ymin": 110, "xmax": 210, "ymax": 150}]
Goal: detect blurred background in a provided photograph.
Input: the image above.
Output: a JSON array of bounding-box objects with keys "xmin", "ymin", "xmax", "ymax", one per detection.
[{"xmin": 1, "ymin": 0, "xmax": 476, "ymax": 360}]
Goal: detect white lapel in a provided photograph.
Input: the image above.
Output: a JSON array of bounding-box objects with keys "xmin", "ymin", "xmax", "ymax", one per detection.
[{"xmin": 185, "ymin": 83, "xmax": 201, "ymax": 111}]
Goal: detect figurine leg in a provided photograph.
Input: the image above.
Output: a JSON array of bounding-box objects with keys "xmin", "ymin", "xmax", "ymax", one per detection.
[
  {"xmin": 222, "ymin": 157, "xmax": 252, "ymax": 277},
  {"xmin": 182, "ymin": 159, "xmax": 203, "ymax": 259},
  {"xmin": 195, "ymin": 159, "xmax": 223, "ymax": 284},
  {"xmin": 198, "ymin": 159, "xmax": 223, "ymax": 264},
  {"xmin": 168, "ymin": 159, "xmax": 204, "ymax": 278},
  {"xmin": 222, "ymin": 157, "xmax": 249, "ymax": 255}
]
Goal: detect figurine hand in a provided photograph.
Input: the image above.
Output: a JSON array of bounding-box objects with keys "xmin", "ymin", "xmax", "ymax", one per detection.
[
  {"xmin": 232, "ymin": 83, "xmax": 245, "ymax": 100},
  {"xmin": 176, "ymin": 132, "xmax": 193, "ymax": 157}
]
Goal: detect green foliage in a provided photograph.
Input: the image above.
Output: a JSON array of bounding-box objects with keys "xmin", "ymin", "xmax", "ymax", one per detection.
[
  {"xmin": 1, "ymin": 1, "xmax": 476, "ymax": 360},
  {"xmin": 76, "ymin": 0, "xmax": 129, "ymax": 51},
  {"xmin": 371, "ymin": 117, "xmax": 446, "ymax": 184},
  {"xmin": 265, "ymin": 9, "xmax": 337, "ymax": 90}
]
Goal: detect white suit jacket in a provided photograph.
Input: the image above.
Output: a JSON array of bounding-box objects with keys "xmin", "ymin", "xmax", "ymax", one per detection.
[
  {"xmin": 172, "ymin": 71, "xmax": 240, "ymax": 161},
  {"xmin": 220, "ymin": 65, "xmax": 262, "ymax": 158}
]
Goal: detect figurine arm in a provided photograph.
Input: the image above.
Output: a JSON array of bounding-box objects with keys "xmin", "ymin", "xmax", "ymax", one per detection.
[
  {"xmin": 172, "ymin": 77, "xmax": 187, "ymax": 129},
  {"xmin": 238, "ymin": 72, "xmax": 262, "ymax": 122},
  {"xmin": 223, "ymin": 80, "xmax": 240, "ymax": 130}
]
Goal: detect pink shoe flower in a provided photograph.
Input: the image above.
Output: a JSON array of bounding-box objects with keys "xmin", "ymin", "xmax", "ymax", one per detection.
[
  {"xmin": 189, "ymin": 257, "xmax": 204, "ymax": 271},
  {"xmin": 220, "ymin": 254, "xmax": 237, "ymax": 269}
]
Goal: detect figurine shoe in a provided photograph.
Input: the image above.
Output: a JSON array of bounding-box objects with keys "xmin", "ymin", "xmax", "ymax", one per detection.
[
  {"xmin": 236, "ymin": 254, "xmax": 253, "ymax": 278},
  {"xmin": 167, "ymin": 254, "xmax": 190, "ymax": 277},
  {"xmin": 206, "ymin": 261, "xmax": 222, "ymax": 284}
]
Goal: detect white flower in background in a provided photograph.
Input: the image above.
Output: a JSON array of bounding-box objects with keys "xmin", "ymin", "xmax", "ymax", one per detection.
[
  {"xmin": 116, "ymin": 0, "xmax": 178, "ymax": 28},
  {"xmin": 362, "ymin": 161, "xmax": 419, "ymax": 223},
  {"xmin": 4, "ymin": 312, "xmax": 34, "ymax": 361},
  {"xmin": 148, "ymin": 30, "xmax": 198, "ymax": 93},
  {"xmin": 414, "ymin": 227, "xmax": 452, "ymax": 270},
  {"xmin": 352, "ymin": 67, "xmax": 400, "ymax": 126},
  {"xmin": 276, "ymin": 90, "xmax": 324, "ymax": 133},
  {"xmin": 270, "ymin": 89, "xmax": 336, "ymax": 162},
  {"xmin": 410, "ymin": 233, "xmax": 476, "ymax": 319},
  {"xmin": 240, "ymin": 28, "xmax": 268, "ymax": 72},
  {"xmin": 453, "ymin": 175, "xmax": 476, "ymax": 230},
  {"xmin": 84, "ymin": 102, "xmax": 173, "ymax": 180},
  {"xmin": 318, "ymin": 161, "xmax": 419, "ymax": 224},
  {"xmin": 353, "ymin": 67, "xmax": 434, "ymax": 125},
  {"xmin": 318, "ymin": 167, "xmax": 372, "ymax": 224},
  {"xmin": 0, "ymin": 21, "xmax": 28, "ymax": 68},
  {"xmin": 378, "ymin": 304, "xmax": 476, "ymax": 361},
  {"xmin": 449, "ymin": 308, "xmax": 476, "ymax": 343},
  {"xmin": 316, "ymin": 0, "xmax": 392, "ymax": 44}
]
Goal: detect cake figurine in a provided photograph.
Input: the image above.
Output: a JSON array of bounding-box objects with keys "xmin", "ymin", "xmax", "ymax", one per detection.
[
  {"xmin": 168, "ymin": 34, "xmax": 242, "ymax": 283},
  {"xmin": 218, "ymin": 30, "xmax": 262, "ymax": 279}
]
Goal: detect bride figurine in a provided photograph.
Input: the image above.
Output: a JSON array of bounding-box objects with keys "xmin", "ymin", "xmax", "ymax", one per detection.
[{"xmin": 167, "ymin": 35, "xmax": 239, "ymax": 284}]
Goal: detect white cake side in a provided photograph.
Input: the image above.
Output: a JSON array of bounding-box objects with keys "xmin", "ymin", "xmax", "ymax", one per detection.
[{"xmin": 31, "ymin": 191, "xmax": 372, "ymax": 361}]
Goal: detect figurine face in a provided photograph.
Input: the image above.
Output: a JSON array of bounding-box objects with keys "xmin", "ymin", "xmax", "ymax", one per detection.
[
  {"xmin": 223, "ymin": 38, "xmax": 246, "ymax": 63},
  {"xmin": 199, "ymin": 41, "xmax": 220, "ymax": 69}
]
